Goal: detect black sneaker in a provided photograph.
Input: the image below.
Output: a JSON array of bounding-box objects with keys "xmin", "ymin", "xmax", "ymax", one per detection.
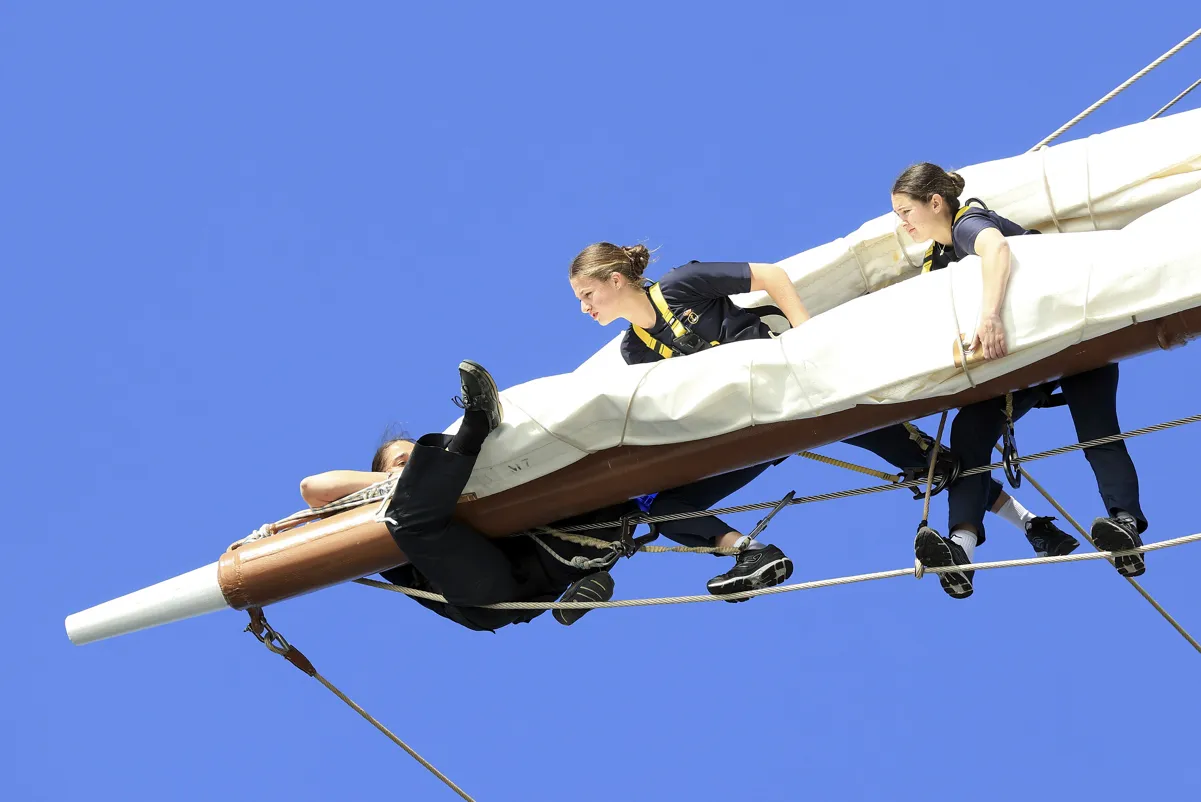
[
  {"xmin": 554, "ymin": 571, "xmax": 615, "ymax": 626},
  {"xmin": 706, "ymin": 544, "xmax": 793, "ymax": 602},
  {"xmin": 453, "ymin": 359, "xmax": 503, "ymax": 431},
  {"xmin": 1090, "ymin": 516, "xmax": 1146, "ymax": 578},
  {"xmin": 1025, "ymin": 516, "xmax": 1079, "ymax": 557},
  {"xmin": 914, "ymin": 528, "xmax": 974, "ymax": 599}
]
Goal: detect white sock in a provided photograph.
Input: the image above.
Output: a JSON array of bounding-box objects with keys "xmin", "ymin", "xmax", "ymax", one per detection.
[
  {"xmin": 994, "ymin": 496, "xmax": 1036, "ymax": 532},
  {"xmin": 950, "ymin": 529, "xmax": 978, "ymax": 561},
  {"xmin": 733, "ymin": 536, "xmax": 768, "ymax": 551}
]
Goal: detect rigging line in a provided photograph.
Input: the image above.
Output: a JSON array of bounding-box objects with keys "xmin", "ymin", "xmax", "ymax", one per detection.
[
  {"xmin": 245, "ymin": 609, "xmax": 478, "ymax": 801},
  {"xmin": 551, "ymin": 411, "xmax": 1201, "ymax": 533},
  {"xmin": 1030, "ymin": 26, "xmax": 1201, "ymax": 150},
  {"xmin": 1002, "ymin": 454, "xmax": 1201, "ymax": 655},
  {"xmin": 354, "ymin": 530, "xmax": 1201, "ymax": 609},
  {"xmin": 1149, "ymin": 77, "xmax": 1201, "ymax": 120}
]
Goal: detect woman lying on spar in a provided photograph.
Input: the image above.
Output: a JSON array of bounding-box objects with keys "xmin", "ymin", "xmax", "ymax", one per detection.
[{"xmin": 298, "ymin": 360, "xmax": 795, "ymax": 630}]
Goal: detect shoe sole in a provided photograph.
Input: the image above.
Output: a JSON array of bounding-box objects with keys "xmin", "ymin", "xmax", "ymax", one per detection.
[
  {"xmin": 914, "ymin": 530, "xmax": 974, "ymax": 599},
  {"xmin": 553, "ymin": 575, "xmax": 614, "ymax": 626},
  {"xmin": 459, "ymin": 359, "xmax": 504, "ymax": 428},
  {"xmin": 1090, "ymin": 519, "xmax": 1145, "ymax": 577},
  {"xmin": 706, "ymin": 556, "xmax": 794, "ymax": 600}
]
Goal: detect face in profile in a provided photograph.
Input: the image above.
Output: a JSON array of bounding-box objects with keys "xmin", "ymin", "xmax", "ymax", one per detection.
[
  {"xmin": 570, "ymin": 273, "xmax": 627, "ymax": 326},
  {"xmin": 892, "ymin": 192, "xmax": 945, "ymax": 243}
]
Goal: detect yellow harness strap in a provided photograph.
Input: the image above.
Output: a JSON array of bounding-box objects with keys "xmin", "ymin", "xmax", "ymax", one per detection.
[
  {"xmin": 921, "ymin": 244, "xmax": 937, "ymax": 274},
  {"xmin": 921, "ymin": 201, "xmax": 985, "ymax": 274},
  {"xmin": 632, "ymin": 324, "xmax": 675, "ymax": 359},
  {"xmin": 903, "ymin": 421, "xmax": 932, "ymax": 452},
  {"xmin": 631, "ymin": 282, "xmax": 720, "ymax": 359}
]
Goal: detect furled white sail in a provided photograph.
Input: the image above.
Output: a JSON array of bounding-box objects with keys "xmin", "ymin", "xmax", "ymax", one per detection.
[{"xmin": 458, "ymin": 110, "xmax": 1201, "ymax": 499}]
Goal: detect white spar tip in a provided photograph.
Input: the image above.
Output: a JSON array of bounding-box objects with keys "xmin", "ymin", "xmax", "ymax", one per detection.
[{"xmin": 65, "ymin": 562, "xmax": 230, "ymax": 646}]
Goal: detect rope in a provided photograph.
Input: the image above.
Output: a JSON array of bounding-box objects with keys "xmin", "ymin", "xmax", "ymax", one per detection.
[
  {"xmin": 1001, "ymin": 454, "xmax": 1201, "ymax": 655},
  {"xmin": 797, "ymin": 450, "xmax": 899, "ymax": 483},
  {"xmin": 1031, "ymin": 27, "xmax": 1201, "ymax": 150},
  {"xmin": 552, "ymin": 411, "xmax": 1201, "ymax": 533},
  {"xmin": 1149, "ymin": 78, "xmax": 1201, "ymax": 120},
  {"xmin": 532, "ymin": 526, "xmax": 737, "ymax": 555},
  {"xmin": 355, "ymin": 530, "xmax": 1201, "ymax": 609},
  {"xmin": 920, "ymin": 412, "xmax": 949, "ymax": 525},
  {"xmin": 244, "ymin": 609, "xmax": 477, "ymax": 801}
]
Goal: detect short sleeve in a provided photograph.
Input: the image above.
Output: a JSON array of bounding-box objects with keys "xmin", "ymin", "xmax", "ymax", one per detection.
[
  {"xmin": 952, "ymin": 215, "xmax": 1002, "ymax": 258},
  {"xmin": 659, "ymin": 261, "xmax": 753, "ymax": 301}
]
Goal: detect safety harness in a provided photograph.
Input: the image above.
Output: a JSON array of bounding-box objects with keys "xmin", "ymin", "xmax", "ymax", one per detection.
[
  {"xmin": 921, "ymin": 198, "xmax": 992, "ymax": 273},
  {"xmin": 631, "ymin": 282, "xmax": 722, "ymax": 358}
]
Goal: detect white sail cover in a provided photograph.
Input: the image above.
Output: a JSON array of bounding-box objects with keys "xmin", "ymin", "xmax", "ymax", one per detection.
[{"xmin": 457, "ymin": 110, "xmax": 1201, "ymax": 500}]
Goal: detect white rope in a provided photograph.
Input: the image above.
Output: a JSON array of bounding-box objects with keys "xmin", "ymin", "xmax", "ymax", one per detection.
[
  {"xmin": 356, "ymin": 531, "xmax": 1201, "ymax": 609},
  {"xmin": 1031, "ymin": 27, "xmax": 1201, "ymax": 150}
]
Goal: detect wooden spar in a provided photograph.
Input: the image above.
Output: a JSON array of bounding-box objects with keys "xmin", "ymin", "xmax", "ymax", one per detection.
[
  {"xmin": 206, "ymin": 308, "xmax": 1200, "ymax": 613},
  {"xmin": 456, "ymin": 310, "xmax": 1201, "ymax": 535},
  {"xmin": 218, "ymin": 504, "xmax": 404, "ymax": 609}
]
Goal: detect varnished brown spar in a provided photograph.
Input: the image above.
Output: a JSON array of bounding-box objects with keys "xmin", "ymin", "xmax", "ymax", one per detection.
[{"xmin": 218, "ymin": 310, "xmax": 1200, "ymax": 610}]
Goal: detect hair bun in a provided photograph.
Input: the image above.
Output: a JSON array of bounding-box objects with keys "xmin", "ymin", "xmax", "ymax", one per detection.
[
  {"xmin": 947, "ymin": 171, "xmax": 967, "ymax": 195},
  {"xmin": 623, "ymin": 244, "xmax": 651, "ymax": 276}
]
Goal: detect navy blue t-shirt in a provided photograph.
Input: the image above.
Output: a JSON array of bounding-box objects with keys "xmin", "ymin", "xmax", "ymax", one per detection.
[
  {"xmin": 925, "ymin": 206, "xmax": 1036, "ymax": 272},
  {"xmin": 619, "ymin": 261, "xmax": 777, "ymax": 365},
  {"xmin": 952, "ymin": 208, "xmax": 1033, "ymax": 259}
]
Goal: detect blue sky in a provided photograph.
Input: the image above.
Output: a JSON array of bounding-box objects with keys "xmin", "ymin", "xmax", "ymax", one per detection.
[{"xmin": 5, "ymin": 4, "xmax": 1201, "ymax": 800}]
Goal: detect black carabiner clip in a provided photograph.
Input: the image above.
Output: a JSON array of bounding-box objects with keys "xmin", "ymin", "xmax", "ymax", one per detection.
[
  {"xmin": 618, "ymin": 512, "xmax": 645, "ymax": 558},
  {"xmin": 1002, "ymin": 421, "xmax": 1022, "ymax": 488},
  {"xmin": 903, "ymin": 450, "xmax": 961, "ymax": 500}
]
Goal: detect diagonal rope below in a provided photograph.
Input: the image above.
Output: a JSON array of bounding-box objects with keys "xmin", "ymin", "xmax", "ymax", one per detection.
[{"xmin": 245, "ymin": 608, "xmax": 478, "ymax": 801}]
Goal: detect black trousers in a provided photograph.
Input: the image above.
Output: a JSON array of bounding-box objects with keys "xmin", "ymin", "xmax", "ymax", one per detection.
[
  {"xmin": 383, "ymin": 433, "xmax": 631, "ymax": 630},
  {"xmin": 648, "ymin": 461, "xmax": 776, "ymax": 548},
  {"xmin": 384, "ymin": 433, "xmax": 531, "ymax": 608},
  {"xmin": 946, "ymin": 362, "xmax": 1146, "ymax": 544}
]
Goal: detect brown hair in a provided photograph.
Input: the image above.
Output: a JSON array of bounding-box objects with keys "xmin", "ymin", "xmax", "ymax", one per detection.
[
  {"xmin": 892, "ymin": 163, "xmax": 967, "ymax": 217},
  {"xmin": 371, "ymin": 427, "xmax": 415, "ymax": 473},
  {"xmin": 568, "ymin": 242, "xmax": 652, "ymax": 288}
]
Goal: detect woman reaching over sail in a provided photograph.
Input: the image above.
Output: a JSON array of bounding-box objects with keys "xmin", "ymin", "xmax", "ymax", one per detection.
[
  {"xmin": 568, "ymin": 243, "xmax": 1073, "ymax": 592},
  {"xmin": 891, "ymin": 163, "xmax": 1149, "ymax": 600}
]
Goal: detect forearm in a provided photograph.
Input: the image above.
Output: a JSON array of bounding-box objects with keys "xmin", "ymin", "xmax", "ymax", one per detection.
[
  {"xmin": 750, "ymin": 263, "xmax": 810, "ymax": 326},
  {"xmin": 299, "ymin": 470, "xmax": 390, "ymax": 507},
  {"xmin": 979, "ymin": 243, "xmax": 1011, "ymax": 319}
]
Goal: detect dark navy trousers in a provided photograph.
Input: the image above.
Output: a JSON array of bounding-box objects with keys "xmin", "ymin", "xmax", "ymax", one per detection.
[
  {"xmin": 648, "ymin": 461, "xmax": 776, "ymax": 548},
  {"xmin": 946, "ymin": 362, "xmax": 1145, "ymax": 544}
]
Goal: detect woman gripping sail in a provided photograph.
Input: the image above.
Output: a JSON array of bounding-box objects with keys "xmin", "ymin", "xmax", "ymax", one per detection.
[
  {"xmin": 567, "ymin": 243, "xmax": 1074, "ymax": 589},
  {"xmin": 890, "ymin": 163, "xmax": 1149, "ymax": 599}
]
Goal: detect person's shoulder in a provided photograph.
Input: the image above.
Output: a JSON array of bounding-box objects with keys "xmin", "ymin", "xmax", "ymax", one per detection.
[
  {"xmin": 953, "ymin": 207, "xmax": 1002, "ymax": 255},
  {"xmin": 619, "ymin": 325, "xmax": 659, "ymax": 364},
  {"xmin": 657, "ymin": 260, "xmax": 701, "ymax": 287}
]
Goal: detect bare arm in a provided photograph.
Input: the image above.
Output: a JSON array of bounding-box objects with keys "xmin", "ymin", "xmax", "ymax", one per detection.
[
  {"xmin": 748, "ymin": 263, "xmax": 810, "ymax": 327},
  {"xmin": 969, "ymin": 228, "xmax": 1011, "ymax": 360},
  {"xmin": 299, "ymin": 470, "xmax": 390, "ymax": 508}
]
